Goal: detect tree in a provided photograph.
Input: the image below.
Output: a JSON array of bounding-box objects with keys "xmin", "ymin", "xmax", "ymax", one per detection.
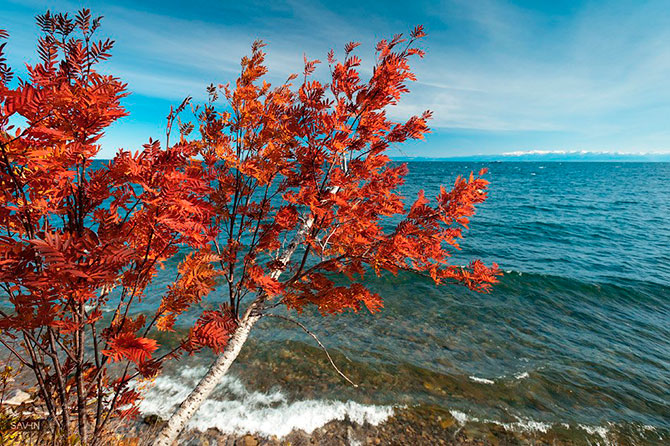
[
  {"xmin": 0, "ymin": 11, "xmax": 213, "ymax": 445},
  {"xmin": 152, "ymin": 28, "xmax": 500, "ymax": 445}
]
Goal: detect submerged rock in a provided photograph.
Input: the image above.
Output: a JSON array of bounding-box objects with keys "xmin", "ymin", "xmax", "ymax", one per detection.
[{"xmin": 242, "ymin": 434, "xmax": 258, "ymax": 446}]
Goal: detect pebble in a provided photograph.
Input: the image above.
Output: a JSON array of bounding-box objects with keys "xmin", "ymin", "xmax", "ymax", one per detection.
[{"xmin": 242, "ymin": 434, "xmax": 258, "ymax": 446}]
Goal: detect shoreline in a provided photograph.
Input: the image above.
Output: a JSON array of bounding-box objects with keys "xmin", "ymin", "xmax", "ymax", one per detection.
[
  {"xmin": 3, "ymin": 346, "xmax": 666, "ymax": 445},
  {"xmin": 2, "ymin": 381, "xmax": 663, "ymax": 445},
  {"xmin": 126, "ymin": 405, "xmax": 642, "ymax": 446}
]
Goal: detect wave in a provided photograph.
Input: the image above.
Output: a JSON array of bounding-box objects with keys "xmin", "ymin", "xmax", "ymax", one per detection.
[
  {"xmin": 135, "ymin": 367, "xmax": 667, "ymax": 445},
  {"xmin": 466, "ymin": 371, "xmax": 529, "ymax": 386},
  {"xmin": 498, "ymin": 268, "xmax": 670, "ymax": 299},
  {"xmin": 136, "ymin": 367, "xmax": 394, "ymax": 438},
  {"xmin": 449, "ymin": 410, "xmax": 615, "ymax": 445},
  {"xmin": 514, "ymin": 371, "xmax": 529, "ymax": 380},
  {"xmin": 468, "ymin": 376, "xmax": 495, "ymax": 384}
]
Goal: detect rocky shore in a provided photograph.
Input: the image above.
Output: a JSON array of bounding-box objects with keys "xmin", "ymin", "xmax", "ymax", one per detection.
[{"xmin": 124, "ymin": 405, "xmax": 617, "ymax": 446}]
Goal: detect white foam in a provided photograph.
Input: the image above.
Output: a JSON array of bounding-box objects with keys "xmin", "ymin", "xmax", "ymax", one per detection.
[
  {"xmin": 445, "ymin": 407, "xmax": 642, "ymax": 446},
  {"xmin": 469, "ymin": 376, "xmax": 495, "ymax": 384},
  {"xmin": 135, "ymin": 368, "xmax": 642, "ymax": 445},
  {"xmin": 448, "ymin": 410, "xmax": 560, "ymax": 437},
  {"xmin": 498, "ymin": 418, "xmax": 551, "ymax": 433},
  {"xmin": 578, "ymin": 424, "xmax": 612, "ymax": 445},
  {"xmin": 136, "ymin": 368, "xmax": 394, "ymax": 438},
  {"xmin": 449, "ymin": 410, "xmax": 476, "ymax": 425},
  {"xmin": 449, "ymin": 413, "xmax": 620, "ymax": 445},
  {"xmin": 447, "ymin": 411, "xmax": 549, "ymax": 434}
]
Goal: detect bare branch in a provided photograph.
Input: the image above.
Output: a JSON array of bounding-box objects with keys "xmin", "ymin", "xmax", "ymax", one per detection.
[{"xmin": 264, "ymin": 313, "xmax": 358, "ymax": 388}]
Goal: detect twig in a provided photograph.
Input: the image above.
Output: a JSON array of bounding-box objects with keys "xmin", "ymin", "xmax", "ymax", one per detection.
[
  {"xmin": 0, "ymin": 338, "xmax": 32, "ymax": 368},
  {"xmin": 265, "ymin": 314, "xmax": 358, "ymax": 387}
]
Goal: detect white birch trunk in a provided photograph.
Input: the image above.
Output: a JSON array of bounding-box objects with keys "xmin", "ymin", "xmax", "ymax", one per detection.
[
  {"xmin": 152, "ymin": 177, "xmax": 342, "ymax": 445},
  {"xmin": 151, "ymin": 216, "xmax": 316, "ymax": 445},
  {"xmin": 151, "ymin": 314, "xmax": 259, "ymax": 446}
]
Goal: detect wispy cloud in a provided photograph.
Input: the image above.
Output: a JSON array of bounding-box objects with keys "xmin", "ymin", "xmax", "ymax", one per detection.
[{"xmin": 2, "ymin": 0, "xmax": 669, "ymax": 156}]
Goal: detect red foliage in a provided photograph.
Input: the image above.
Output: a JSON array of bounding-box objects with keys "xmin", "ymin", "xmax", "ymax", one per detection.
[
  {"xmin": 184, "ymin": 25, "xmax": 501, "ymax": 322},
  {"xmin": 102, "ymin": 333, "xmax": 158, "ymax": 364},
  {"xmin": 186, "ymin": 306, "xmax": 238, "ymax": 354},
  {"xmin": 0, "ymin": 10, "xmax": 213, "ymax": 441},
  {"xmin": 0, "ymin": 9, "xmax": 500, "ymax": 444}
]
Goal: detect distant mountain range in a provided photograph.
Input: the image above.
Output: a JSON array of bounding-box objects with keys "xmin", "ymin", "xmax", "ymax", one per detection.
[{"xmin": 393, "ymin": 151, "xmax": 670, "ymax": 162}]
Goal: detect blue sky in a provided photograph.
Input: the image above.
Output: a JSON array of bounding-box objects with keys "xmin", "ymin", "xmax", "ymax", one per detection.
[{"xmin": 2, "ymin": 0, "xmax": 670, "ymax": 158}]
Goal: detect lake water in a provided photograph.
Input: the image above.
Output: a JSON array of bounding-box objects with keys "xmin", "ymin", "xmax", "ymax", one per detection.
[{"xmin": 138, "ymin": 162, "xmax": 670, "ymax": 445}]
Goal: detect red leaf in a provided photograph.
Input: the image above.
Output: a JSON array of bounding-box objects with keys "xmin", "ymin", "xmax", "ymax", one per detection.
[{"xmin": 102, "ymin": 333, "xmax": 158, "ymax": 364}]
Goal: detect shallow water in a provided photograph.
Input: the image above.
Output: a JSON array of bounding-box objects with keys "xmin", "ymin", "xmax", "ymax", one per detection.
[{"xmin": 139, "ymin": 162, "xmax": 670, "ymax": 445}]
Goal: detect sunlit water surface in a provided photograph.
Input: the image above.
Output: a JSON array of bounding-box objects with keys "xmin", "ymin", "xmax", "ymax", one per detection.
[{"xmin": 134, "ymin": 162, "xmax": 670, "ymax": 445}]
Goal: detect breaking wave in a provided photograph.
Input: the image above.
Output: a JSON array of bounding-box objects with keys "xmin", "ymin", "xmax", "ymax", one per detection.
[{"xmin": 136, "ymin": 367, "xmax": 394, "ymax": 438}]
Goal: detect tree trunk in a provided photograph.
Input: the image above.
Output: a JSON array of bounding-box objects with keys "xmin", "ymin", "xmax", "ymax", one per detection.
[
  {"xmin": 151, "ymin": 314, "xmax": 260, "ymax": 446},
  {"xmin": 152, "ymin": 207, "xmax": 319, "ymax": 445}
]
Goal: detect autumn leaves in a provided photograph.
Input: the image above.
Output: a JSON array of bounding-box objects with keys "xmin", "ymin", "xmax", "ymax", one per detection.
[{"xmin": 0, "ymin": 10, "xmax": 499, "ymax": 445}]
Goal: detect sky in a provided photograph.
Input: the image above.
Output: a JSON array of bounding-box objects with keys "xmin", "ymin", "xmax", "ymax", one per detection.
[{"xmin": 1, "ymin": 0, "xmax": 670, "ymax": 159}]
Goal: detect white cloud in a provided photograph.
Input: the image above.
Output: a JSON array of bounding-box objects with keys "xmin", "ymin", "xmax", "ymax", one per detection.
[{"xmin": 3, "ymin": 0, "xmax": 670, "ymax": 154}]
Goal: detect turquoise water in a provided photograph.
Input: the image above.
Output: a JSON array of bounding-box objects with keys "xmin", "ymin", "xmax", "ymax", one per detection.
[{"xmin": 139, "ymin": 162, "xmax": 670, "ymax": 444}]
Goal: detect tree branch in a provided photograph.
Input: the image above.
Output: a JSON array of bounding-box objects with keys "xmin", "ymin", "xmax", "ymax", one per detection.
[{"xmin": 264, "ymin": 313, "xmax": 358, "ymax": 388}]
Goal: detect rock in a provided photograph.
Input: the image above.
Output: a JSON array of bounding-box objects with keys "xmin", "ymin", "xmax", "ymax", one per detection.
[
  {"xmin": 143, "ymin": 414, "xmax": 162, "ymax": 425},
  {"xmin": 439, "ymin": 417, "xmax": 456, "ymax": 429},
  {"xmin": 3, "ymin": 389, "xmax": 31, "ymax": 406},
  {"xmin": 242, "ymin": 434, "xmax": 258, "ymax": 446}
]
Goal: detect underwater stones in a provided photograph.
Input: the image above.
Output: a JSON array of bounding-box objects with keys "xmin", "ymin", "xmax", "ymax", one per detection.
[
  {"xmin": 143, "ymin": 414, "xmax": 163, "ymax": 425},
  {"xmin": 440, "ymin": 417, "xmax": 456, "ymax": 429},
  {"xmin": 242, "ymin": 434, "xmax": 258, "ymax": 446}
]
